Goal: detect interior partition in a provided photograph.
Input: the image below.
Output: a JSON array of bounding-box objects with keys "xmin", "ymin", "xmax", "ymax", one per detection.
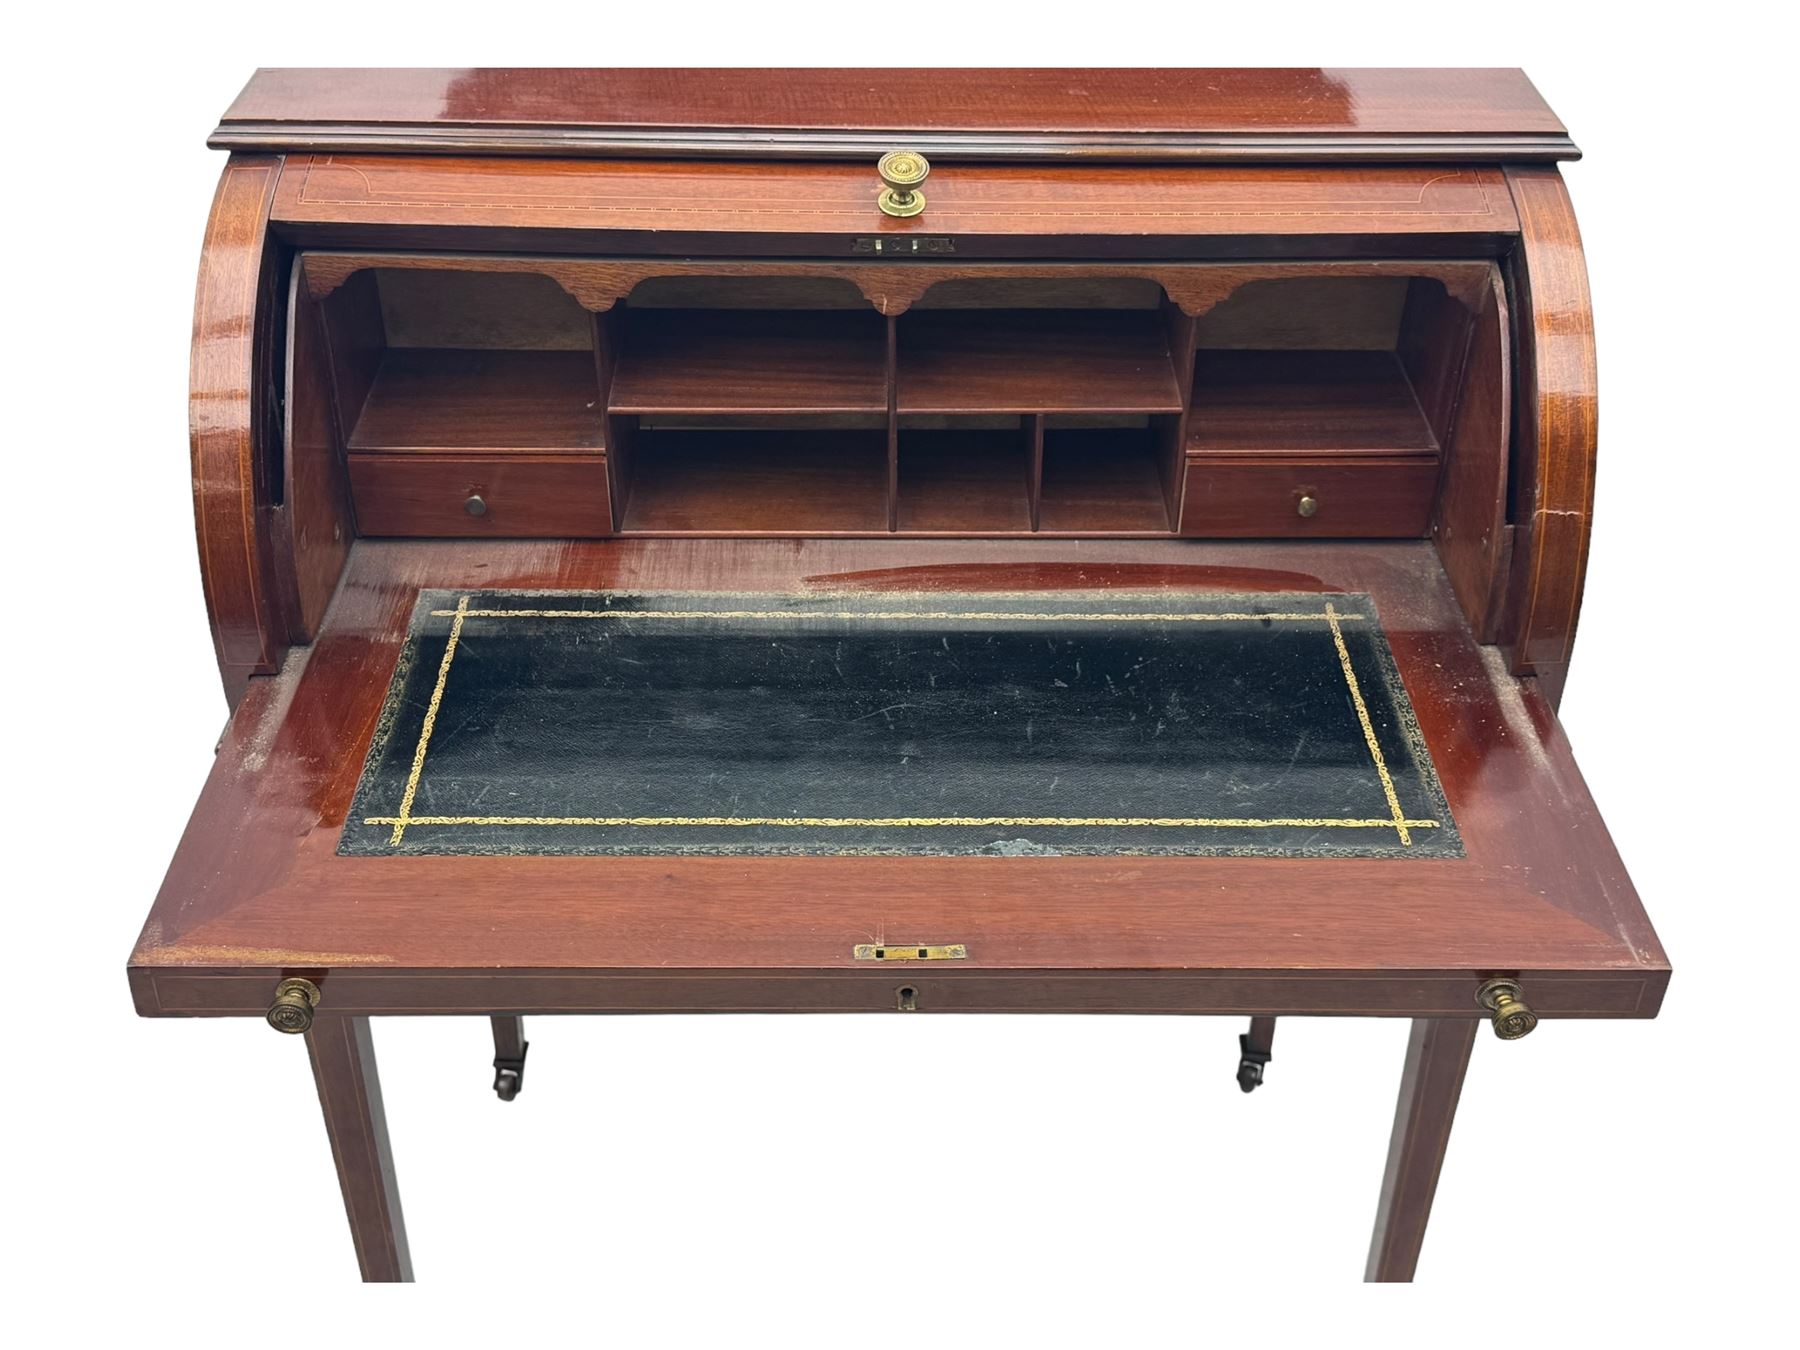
[{"xmin": 317, "ymin": 261, "xmax": 1491, "ymax": 543}]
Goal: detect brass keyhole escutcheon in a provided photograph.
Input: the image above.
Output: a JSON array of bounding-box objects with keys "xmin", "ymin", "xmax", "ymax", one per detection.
[
  {"xmin": 267, "ymin": 977, "xmax": 321, "ymax": 1034},
  {"xmin": 877, "ymin": 150, "xmax": 930, "ymax": 218},
  {"xmin": 1476, "ymin": 977, "xmax": 1537, "ymax": 1040},
  {"xmin": 896, "ymin": 985, "xmax": 919, "ymax": 1012}
]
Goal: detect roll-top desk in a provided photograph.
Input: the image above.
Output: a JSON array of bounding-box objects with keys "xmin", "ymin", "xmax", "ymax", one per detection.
[{"xmin": 131, "ymin": 68, "xmax": 1668, "ymax": 1281}]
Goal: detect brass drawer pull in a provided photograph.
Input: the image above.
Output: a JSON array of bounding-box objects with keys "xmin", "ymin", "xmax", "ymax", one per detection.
[
  {"xmin": 877, "ymin": 150, "xmax": 929, "ymax": 218},
  {"xmin": 1476, "ymin": 978, "xmax": 1538, "ymax": 1040},
  {"xmin": 267, "ymin": 977, "xmax": 321, "ymax": 1034}
]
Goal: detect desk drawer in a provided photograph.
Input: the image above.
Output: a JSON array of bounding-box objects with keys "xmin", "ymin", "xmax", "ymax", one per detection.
[
  {"xmin": 349, "ymin": 454, "xmax": 612, "ymax": 537},
  {"xmin": 1180, "ymin": 456, "xmax": 1437, "ymax": 537}
]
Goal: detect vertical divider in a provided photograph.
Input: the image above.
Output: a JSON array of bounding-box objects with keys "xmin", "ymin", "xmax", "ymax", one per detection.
[
  {"xmin": 1161, "ymin": 298, "xmax": 1201, "ymax": 533},
  {"xmin": 593, "ymin": 307, "xmax": 630, "ymax": 533},
  {"xmin": 1025, "ymin": 413, "xmax": 1045, "ymax": 532},
  {"xmin": 885, "ymin": 314, "xmax": 900, "ymax": 532}
]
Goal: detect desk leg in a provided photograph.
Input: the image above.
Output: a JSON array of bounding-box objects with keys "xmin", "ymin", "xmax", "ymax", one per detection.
[
  {"xmin": 1364, "ymin": 1017, "xmax": 1477, "ymax": 1282},
  {"xmin": 306, "ymin": 1015, "xmax": 412, "ymax": 1282}
]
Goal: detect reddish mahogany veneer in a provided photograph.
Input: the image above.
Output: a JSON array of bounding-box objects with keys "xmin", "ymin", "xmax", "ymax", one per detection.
[{"xmin": 150, "ymin": 70, "xmax": 1656, "ymax": 1285}]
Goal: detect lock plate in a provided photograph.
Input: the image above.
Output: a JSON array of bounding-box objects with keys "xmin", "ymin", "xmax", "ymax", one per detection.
[{"xmin": 853, "ymin": 943, "xmax": 967, "ymax": 962}]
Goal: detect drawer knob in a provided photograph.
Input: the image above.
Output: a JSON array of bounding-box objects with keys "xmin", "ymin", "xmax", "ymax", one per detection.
[
  {"xmin": 267, "ymin": 977, "xmax": 320, "ymax": 1034},
  {"xmin": 1296, "ymin": 494, "xmax": 1319, "ymax": 519},
  {"xmin": 1476, "ymin": 977, "xmax": 1538, "ymax": 1040},
  {"xmin": 877, "ymin": 150, "xmax": 929, "ymax": 218},
  {"xmin": 464, "ymin": 493, "xmax": 488, "ymax": 518}
]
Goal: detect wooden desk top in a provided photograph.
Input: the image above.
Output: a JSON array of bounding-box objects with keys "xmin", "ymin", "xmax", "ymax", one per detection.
[
  {"xmin": 130, "ymin": 538, "xmax": 1666, "ymax": 1023},
  {"xmin": 212, "ymin": 68, "xmax": 1576, "ymax": 162}
]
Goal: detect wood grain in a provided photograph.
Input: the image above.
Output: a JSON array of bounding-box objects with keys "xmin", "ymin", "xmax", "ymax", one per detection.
[
  {"xmin": 306, "ymin": 1016, "xmax": 410, "ymax": 1282},
  {"xmin": 1365, "ymin": 1018, "xmax": 1477, "ymax": 1282},
  {"xmin": 609, "ymin": 311, "xmax": 888, "ymax": 415},
  {"xmin": 214, "ymin": 69, "xmax": 1573, "ymax": 162},
  {"xmin": 1179, "ymin": 456, "xmax": 1438, "ymax": 537},
  {"xmin": 621, "ymin": 431, "xmax": 889, "ymax": 534},
  {"xmin": 1432, "ymin": 273, "xmax": 1513, "ymax": 641},
  {"xmin": 1501, "ymin": 166, "xmax": 1599, "ymax": 707},
  {"xmin": 271, "ymin": 264, "xmax": 353, "ymax": 640},
  {"xmin": 1038, "ymin": 426, "xmax": 1176, "ymax": 532},
  {"xmin": 896, "ymin": 429, "xmax": 1033, "ymax": 533},
  {"xmin": 271, "ymin": 159, "xmax": 1521, "ymax": 257},
  {"xmin": 129, "ymin": 536, "xmax": 1667, "ymax": 1015},
  {"xmin": 302, "ymin": 255, "xmax": 1500, "ymax": 318},
  {"xmin": 899, "ymin": 311, "xmax": 1183, "ymax": 414},
  {"xmin": 1189, "ymin": 351, "xmax": 1439, "ymax": 456},
  {"xmin": 348, "ymin": 350, "xmax": 603, "ymax": 453},
  {"xmin": 190, "ymin": 155, "xmax": 284, "ymax": 703},
  {"xmin": 348, "ymin": 454, "xmax": 611, "ymax": 537}
]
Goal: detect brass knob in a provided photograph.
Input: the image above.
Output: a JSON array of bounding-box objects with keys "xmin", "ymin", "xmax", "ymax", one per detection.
[
  {"xmin": 267, "ymin": 977, "xmax": 321, "ymax": 1034},
  {"xmin": 877, "ymin": 150, "xmax": 929, "ymax": 218},
  {"xmin": 1475, "ymin": 978, "xmax": 1537, "ymax": 1040},
  {"xmin": 464, "ymin": 493, "xmax": 488, "ymax": 518},
  {"xmin": 1296, "ymin": 494, "xmax": 1319, "ymax": 518}
]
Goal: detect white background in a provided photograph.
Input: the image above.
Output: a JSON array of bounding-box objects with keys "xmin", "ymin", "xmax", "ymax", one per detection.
[{"xmin": 8, "ymin": 5, "xmax": 1794, "ymax": 1342}]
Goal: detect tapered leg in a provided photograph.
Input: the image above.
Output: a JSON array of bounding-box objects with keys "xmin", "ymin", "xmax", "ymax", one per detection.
[
  {"xmin": 1365, "ymin": 1017, "xmax": 1478, "ymax": 1282},
  {"xmin": 306, "ymin": 1016, "xmax": 412, "ymax": 1282},
  {"xmin": 490, "ymin": 1015, "xmax": 528, "ymax": 1101}
]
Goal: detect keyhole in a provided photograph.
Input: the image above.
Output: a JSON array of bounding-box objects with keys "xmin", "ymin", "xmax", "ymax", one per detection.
[{"xmin": 896, "ymin": 986, "xmax": 918, "ymax": 1012}]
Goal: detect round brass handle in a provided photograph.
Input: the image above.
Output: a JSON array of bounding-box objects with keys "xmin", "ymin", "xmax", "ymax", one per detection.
[
  {"xmin": 1476, "ymin": 978, "xmax": 1537, "ymax": 1040},
  {"xmin": 464, "ymin": 493, "xmax": 488, "ymax": 518},
  {"xmin": 1296, "ymin": 494, "xmax": 1319, "ymax": 519},
  {"xmin": 267, "ymin": 977, "xmax": 321, "ymax": 1034},
  {"xmin": 877, "ymin": 150, "xmax": 929, "ymax": 218}
]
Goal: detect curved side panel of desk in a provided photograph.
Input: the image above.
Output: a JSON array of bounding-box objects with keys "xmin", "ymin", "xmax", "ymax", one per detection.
[
  {"xmin": 1501, "ymin": 164, "xmax": 1599, "ymax": 707},
  {"xmin": 190, "ymin": 153, "xmax": 286, "ymax": 705}
]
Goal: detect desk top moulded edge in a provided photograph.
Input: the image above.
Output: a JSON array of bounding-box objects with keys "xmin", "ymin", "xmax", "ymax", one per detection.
[{"xmin": 214, "ymin": 68, "xmax": 1576, "ymax": 162}]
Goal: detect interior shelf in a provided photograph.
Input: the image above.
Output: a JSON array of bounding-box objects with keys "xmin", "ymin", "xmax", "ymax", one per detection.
[
  {"xmin": 620, "ymin": 430, "xmax": 889, "ymax": 534},
  {"xmin": 896, "ymin": 428, "xmax": 1033, "ymax": 533},
  {"xmin": 1188, "ymin": 350, "xmax": 1439, "ymax": 456},
  {"xmin": 898, "ymin": 310, "xmax": 1183, "ymax": 414},
  {"xmin": 347, "ymin": 349, "xmax": 603, "ymax": 453},
  {"xmin": 609, "ymin": 310, "xmax": 888, "ymax": 415},
  {"xmin": 324, "ymin": 265, "xmax": 1479, "ymax": 543},
  {"xmin": 1039, "ymin": 424, "xmax": 1174, "ymax": 533}
]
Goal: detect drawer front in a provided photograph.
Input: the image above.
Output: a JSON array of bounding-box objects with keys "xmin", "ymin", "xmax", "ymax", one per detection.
[
  {"xmin": 1180, "ymin": 456, "xmax": 1437, "ymax": 537},
  {"xmin": 349, "ymin": 454, "xmax": 612, "ymax": 537}
]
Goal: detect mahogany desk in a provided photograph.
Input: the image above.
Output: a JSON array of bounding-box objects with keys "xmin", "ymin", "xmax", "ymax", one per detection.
[{"xmin": 130, "ymin": 68, "xmax": 1669, "ymax": 1282}]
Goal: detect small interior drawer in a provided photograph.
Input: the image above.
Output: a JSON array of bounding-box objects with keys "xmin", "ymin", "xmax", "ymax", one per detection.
[
  {"xmin": 349, "ymin": 454, "xmax": 613, "ymax": 537},
  {"xmin": 1180, "ymin": 456, "xmax": 1438, "ymax": 537}
]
